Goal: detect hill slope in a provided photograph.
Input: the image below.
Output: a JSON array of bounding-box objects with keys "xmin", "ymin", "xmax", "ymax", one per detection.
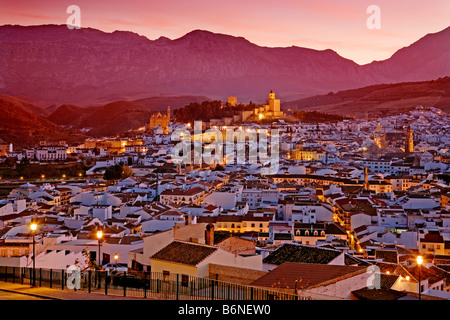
[
  {"xmin": 47, "ymin": 95, "xmax": 208, "ymax": 137},
  {"xmin": 284, "ymin": 77, "xmax": 450, "ymax": 118},
  {"xmin": 0, "ymin": 96, "xmax": 75, "ymax": 148}
]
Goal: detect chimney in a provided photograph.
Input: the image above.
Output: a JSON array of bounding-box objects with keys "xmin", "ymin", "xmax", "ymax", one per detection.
[{"xmin": 205, "ymin": 223, "xmax": 214, "ymax": 246}]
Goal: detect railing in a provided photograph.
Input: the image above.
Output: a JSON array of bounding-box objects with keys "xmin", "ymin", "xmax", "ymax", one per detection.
[{"xmin": 0, "ymin": 266, "xmax": 302, "ymax": 300}]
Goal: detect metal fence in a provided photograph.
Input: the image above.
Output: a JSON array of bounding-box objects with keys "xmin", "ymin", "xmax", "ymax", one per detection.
[{"xmin": 0, "ymin": 266, "xmax": 301, "ymax": 300}]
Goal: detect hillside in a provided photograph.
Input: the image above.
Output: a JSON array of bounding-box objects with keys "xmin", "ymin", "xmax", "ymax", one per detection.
[
  {"xmin": 0, "ymin": 25, "xmax": 448, "ymax": 105},
  {"xmin": 284, "ymin": 77, "xmax": 450, "ymax": 118},
  {"xmin": 46, "ymin": 104, "xmax": 87, "ymax": 126},
  {"xmin": 47, "ymin": 95, "xmax": 208, "ymax": 137},
  {"xmin": 0, "ymin": 94, "xmax": 49, "ymax": 116},
  {"xmin": 0, "ymin": 96, "xmax": 81, "ymax": 148}
]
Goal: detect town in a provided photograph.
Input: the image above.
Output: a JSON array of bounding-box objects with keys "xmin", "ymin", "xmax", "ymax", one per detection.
[{"xmin": 0, "ymin": 93, "xmax": 449, "ymax": 301}]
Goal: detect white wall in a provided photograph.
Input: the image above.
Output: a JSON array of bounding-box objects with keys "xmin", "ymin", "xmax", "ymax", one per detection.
[
  {"xmin": 141, "ymin": 219, "xmax": 185, "ymax": 233},
  {"xmin": 351, "ymin": 213, "xmax": 372, "ymax": 231},
  {"xmin": 197, "ymin": 249, "xmax": 263, "ymax": 278},
  {"xmin": 307, "ymin": 269, "xmax": 371, "ymax": 300},
  {"xmin": 204, "ymin": 192, "xmax": 237, "ymax": 210}
]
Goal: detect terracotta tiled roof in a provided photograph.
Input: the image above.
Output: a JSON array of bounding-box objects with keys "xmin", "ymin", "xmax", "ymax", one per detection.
[
  {"xmin": 344, "ymin": 254, "xmax": 371, "ymax": 266},
  {"xmin": 375, "ymin": 249, "xmax": 398, "ymax": 263},
  {"xmin": 160, "ymin": 187, "xmax": 204, "ymax": 196},
  {"xmin": 150, "ymin": 241, "xmax": 218, "ymax": 266},
  {"xmin": 380, "ymin": 273, "xmax": 400, "ymax": 289},
  {"xmin": 251, "ymin": 262, "xmax": 366, "ymax": 289},
  {"xmin": 351, "ymin": 288, "xmax": 406, "ymax": 300},
  {"xmin": 263, "ymin": 243, "xmax": 343, "ymax": 265},
  {"xmin": 421, "ymin": 233, "xmax": 444, "ymax": 243}
]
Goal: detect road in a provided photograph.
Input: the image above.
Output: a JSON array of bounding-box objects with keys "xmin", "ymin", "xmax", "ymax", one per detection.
[{"xmin": 0, "ymin": 289, "xmax": 49, "ymax": 300}]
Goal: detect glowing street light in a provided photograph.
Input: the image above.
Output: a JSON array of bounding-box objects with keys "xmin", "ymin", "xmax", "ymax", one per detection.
[
  {"xmin": 417, "ymin": 255, "xmax": 423, "ymax": 265},
  {"xmin": 41, "ymin": 174, "xmax": 45, "ymax": 179},
  {"xmin": 97, "ymin": 230, "xmax": 103, "ymax": 267},
  {"xmin": 417, "ymin": 255, "xmax": 423, "ymax": 300},
  {"xmin": 114, "ymin": 253, "xmax": 119, "ymax": 267},
  {"xmin": 29, "ymin": 222, "xmax": 38, "ymax": 287}
]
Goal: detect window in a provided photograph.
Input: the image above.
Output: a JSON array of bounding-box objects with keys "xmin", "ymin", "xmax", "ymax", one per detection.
[
  {"xmin": 313, "ymin": 231, "xmax": 318, "ymax": 236},
  {"xmin": 163, "ymin": 270, "xmax": 170, "ymax": 281},
  {"xmin": 305, "ymin": 231, "xmax": 309, "ymax": 236},
  {"xmin": 321, "ymin": 231, "xmax": 325, "ymax": 236},
  {"xmin": 181, "ymin": 274, "xmax": 189, "ymax": 287}
]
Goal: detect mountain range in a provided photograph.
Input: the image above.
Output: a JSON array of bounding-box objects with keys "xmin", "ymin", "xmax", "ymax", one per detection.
[{"xmin": 0, "ymin": 24, "xmax": 449, "ymax": 106}]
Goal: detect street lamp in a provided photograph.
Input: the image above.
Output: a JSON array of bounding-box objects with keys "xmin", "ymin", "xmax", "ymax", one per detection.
[
  {"xmin": 417, "ymin": 255, "xmax": 423, "ymax": 300},
  {"xmin": 114, "ymin": 253, "xmax": 119, "ymax": 267},
  {"xmin": 97, "ymin": 230, "xmax": 103, "ymax": 267},
  {"xmin": 29, "ymin": 222, "xmax": 38, "ymax": 287}
]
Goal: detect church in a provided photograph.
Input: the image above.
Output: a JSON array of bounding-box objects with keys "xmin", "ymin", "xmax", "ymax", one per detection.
[{"xmin": 148, "ymin": 106, "xmax": 171, "ymax": 134}]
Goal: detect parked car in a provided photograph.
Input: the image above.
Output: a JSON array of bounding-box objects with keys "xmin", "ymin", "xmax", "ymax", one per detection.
[{"xmin": 102, "ymin": 263, "xmax": 128, "ymax": 273}]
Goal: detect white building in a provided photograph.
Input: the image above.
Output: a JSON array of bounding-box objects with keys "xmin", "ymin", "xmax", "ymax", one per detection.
[{"xmin": 35, "ymin": 146, "xmax": 67, "ymax": 161}]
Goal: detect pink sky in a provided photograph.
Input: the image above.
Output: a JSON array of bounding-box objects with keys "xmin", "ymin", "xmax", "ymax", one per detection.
[{"xmin": 0, "ymin": 0, "xmax": 449, "ymax": 64}]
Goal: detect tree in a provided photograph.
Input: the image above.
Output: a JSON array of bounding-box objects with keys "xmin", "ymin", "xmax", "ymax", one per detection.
[
  {"xmin": 81, "ymin": 247, "xmax": 100, "ymax": 270},
  {"xmin": 121, "ymin": 165, "xmax": 133, "ymax": 179},
  {"xmin": 103, "ymin": 164, "xmax": 123, "ymax": 181}
]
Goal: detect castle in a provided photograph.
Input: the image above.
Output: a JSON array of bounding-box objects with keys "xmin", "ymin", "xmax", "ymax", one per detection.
[
  {"xmin": 149, "ymin": 106, "xmax": 170, "ymax": 134},
  {"xmin": 253, "ymin": 90, "xmax": 284, "ymax": 119}
]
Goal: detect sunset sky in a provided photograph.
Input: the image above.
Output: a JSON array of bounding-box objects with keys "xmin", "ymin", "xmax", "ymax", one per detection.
[{"xmin": 0, "ymin": 0, "xmax": 449, "ymax": 64}]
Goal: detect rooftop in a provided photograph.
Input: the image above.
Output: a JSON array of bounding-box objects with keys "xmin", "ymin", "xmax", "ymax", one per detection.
[
  {"xmin": 150, "ymin": 240, "xmax": 218, "ymax": 266},
  {"xmin": 251, "ymin": 262, "xmax": 367, "ymax": 290},
  {"xmin": 263, "ymin": 243, "xmax": 343, "ymax": 265}
]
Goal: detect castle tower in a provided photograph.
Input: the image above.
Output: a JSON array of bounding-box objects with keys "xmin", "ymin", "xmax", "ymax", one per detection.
[
  {"xmin": 405, "ymin": 126, "xmax": 414, "ymax": 154},
  {"xmin": 267, "ymin": 90, "xmax": 280, "ymax": 113},
  {"xmin": 269, "ymin": 90, "xmax": 275, "ymax": 100}
]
